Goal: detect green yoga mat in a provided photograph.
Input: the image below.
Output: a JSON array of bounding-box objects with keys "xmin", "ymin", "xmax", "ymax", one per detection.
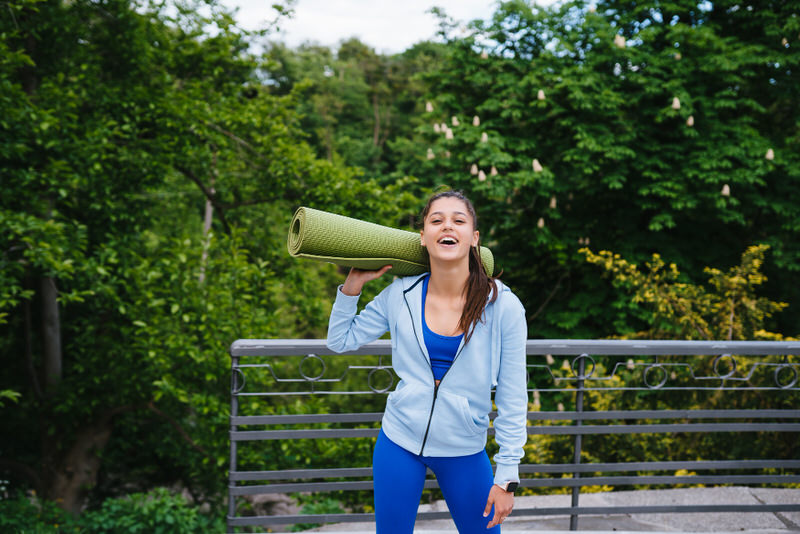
[{"xmin": 287, "ymin": 207, "xmax": 495, "ymax": 277}]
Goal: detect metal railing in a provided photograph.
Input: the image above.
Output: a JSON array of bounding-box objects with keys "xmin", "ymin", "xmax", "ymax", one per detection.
[{"xmin": 227, "ymin": 339, "xmax": 800, "ymax": 532}]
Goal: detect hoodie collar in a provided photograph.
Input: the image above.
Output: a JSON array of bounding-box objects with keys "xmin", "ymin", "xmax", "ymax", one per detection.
[
  {"xmin": 402, "ymin": 274, "xmax": 430, "ymax": 362},
  {"xmin": 401, "ymin": 274, "xmax": 504, "ymax": 363}
]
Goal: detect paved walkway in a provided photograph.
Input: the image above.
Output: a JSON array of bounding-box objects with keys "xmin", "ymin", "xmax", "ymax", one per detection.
[{"xmin": 308, "ymin": 487, "xmax": 800, "ymax": 533}]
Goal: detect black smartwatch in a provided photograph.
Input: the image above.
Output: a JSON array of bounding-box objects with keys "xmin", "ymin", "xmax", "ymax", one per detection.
[{"xmin": 499, "ymin": 481, "xmax": 518, "ymax": 493}]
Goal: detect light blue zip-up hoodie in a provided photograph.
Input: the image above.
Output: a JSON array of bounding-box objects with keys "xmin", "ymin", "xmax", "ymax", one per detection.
[{"xmin": 326, "ymin": 273, "xmax": 528, "ymax": 486}]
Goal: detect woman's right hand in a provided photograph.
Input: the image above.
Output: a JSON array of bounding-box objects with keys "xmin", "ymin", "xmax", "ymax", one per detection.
[{"xmin": 341, "ymin": 265, "xmax": 392, "ymax": 296}]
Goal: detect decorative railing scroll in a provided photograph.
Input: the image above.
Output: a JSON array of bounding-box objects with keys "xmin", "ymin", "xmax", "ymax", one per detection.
[{"xmin": 230, "ymin": 339, "xmax": 800, "ymax": 396}]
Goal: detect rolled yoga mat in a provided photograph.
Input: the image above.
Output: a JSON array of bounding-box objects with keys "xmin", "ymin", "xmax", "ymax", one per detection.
[{"xmin": 287, "ymin": 207, "xmax": 495, "ymax": 277}]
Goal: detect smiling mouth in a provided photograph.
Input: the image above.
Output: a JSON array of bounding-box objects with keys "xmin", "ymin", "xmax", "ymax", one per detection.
[{"xmin": 438, "ymin": 237, "xmax": 458, "ymax": 246}]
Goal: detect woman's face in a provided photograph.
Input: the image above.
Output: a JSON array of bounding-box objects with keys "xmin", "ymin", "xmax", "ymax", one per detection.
[{"xmin": 420, "ymin": 196, "xmax": 479, "ymax": 265}]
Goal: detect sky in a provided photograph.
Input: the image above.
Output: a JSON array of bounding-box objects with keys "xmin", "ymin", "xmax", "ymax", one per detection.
[{"xmin": 224, "ymin": 0, "xmax": 557, "ymax": 54}]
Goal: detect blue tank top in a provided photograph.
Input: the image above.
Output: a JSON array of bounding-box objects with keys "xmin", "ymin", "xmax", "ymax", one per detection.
[{"xmin": 422, "ymin": 275, "xmax": 464, "ymax": 381}]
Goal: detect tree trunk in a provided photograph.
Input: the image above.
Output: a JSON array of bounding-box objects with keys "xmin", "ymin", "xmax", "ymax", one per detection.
[
  {"xmin": 48, "ymin": 421, "xmax": 114, "ymax": 514},
  {"xmin": 198, "ymin": 194, "xmax": 214, "ymax": 283},
  {"xmin": 198, "ymin": 160, "xmax": 216, "ymax": 283},
  {"xmin": 40, "ymin": 276, "xmax": 62, "ymax": 391},
  {"xmin": 24, "ymin": 291, "xmax": 44, "ymax": 399}
]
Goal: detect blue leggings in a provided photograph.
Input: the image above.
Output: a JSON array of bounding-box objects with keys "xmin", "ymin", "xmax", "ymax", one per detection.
[{"xmin": 373, "ymin": 430, "xmax": 500, "ymax": 533}]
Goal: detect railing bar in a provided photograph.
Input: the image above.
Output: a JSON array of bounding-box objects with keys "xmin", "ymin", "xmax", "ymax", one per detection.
[
  {"xmin": 525, "ymin": 423, "xmax": 800, "ymax": 435},
  {"xmin": 229, "ymin": 459, "xmax": 800, "ymax": 481},
  {"xmin": 510, "ymin": 504, "xmax": 800, "ymax": 517},
  {"xmin": 230, "ymin": 482, "xmax": 373, "ymax": 495},
  {"xmin": 525, "ymin": 409, "xmax": 800, "ymax": 421},
  {"xmin": 234, "ymin": 391, "xmax": 390, "ymax": 396},
  {"xmin": 569, "ymin": 355, "xmax": 586, "ymax": 530},
  {"xmin": 228, "ymin": 504, "xmax": 800, "ymax": 527},
  {"xmin": 229, "ymin": 475, "xmax": 800, "ymax": 495},
  {"xmin": 230, "ymin": 339, "xmax": 800, "ymax": 358},
  {"xmin": 230, "ymin": 479, "xmax": 439, "ymax": 495},
  {"xmin": 230, "ymin": 339, "xmax": 392, "ymax": 357},
  {"xmin": 519, "ymin": 460, "xmax": 800, "ymax": 473},
  {"xmin": 516, "ymin": 475, "xmax": 800, "ymax": 488},
  {"xmin": 231, "ymin": 467, "xmax": 372, "ymax": 481},
  {"xmin": 228, "ymin": 354, "xmax": 240, "ymax": 523},
  {"xmin": 231, "ymin": 429, "xmax": 379, "ymax": 441},
  {"xmin": 230, "ymin": 423, "xmax": 800, "ymax": 441},
  {"xmin": 232, "ymin": 386, "xmax": 800, "ymax": 396},
  {"xmin": 231, "ymin": 413, "xmax": 384, "ymax": 424},
  {"xmin": 524, "ymin": 340, "xmax": 800, "ymax": 356},
  {"xmin": 229, "ymin": 410, "xmax": 799, "ymax": 425},
  {"xmin": 531, "ymin": 387, "xmax": 800, "ymax": 392},
  {"xmin": 228, "ymin": 512, "xmax": 378, "ymax": 527}
]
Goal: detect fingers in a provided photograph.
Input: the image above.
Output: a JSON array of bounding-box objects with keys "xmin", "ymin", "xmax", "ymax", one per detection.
[
  {"xmin": 350, "ymin": 264, "xmax": 392, "ymax": 278},
  {"xmin": 484, "ymin": 486, "xmax": 514, "ymax": 529},
  {"xmin": 342, "ymin": 265, "xmax": 392, "ymax": 295},
  {"xmin": 486, "ymin": 508, "xmax": 512, "ymax": 529},
  {"xmin": 374, "ymin": 264, "xmax": 392, "ymax": 277},
  {"xmin": 360, "ymin": 264, "xmax": 392, "ymax": 282},
  {"xmin": 483, "ymin": 498, "xmax": 499, "ymax": 528},
  {"xmin": 482, "ymin": 495, "xmax": 493, "ymax": 518}
]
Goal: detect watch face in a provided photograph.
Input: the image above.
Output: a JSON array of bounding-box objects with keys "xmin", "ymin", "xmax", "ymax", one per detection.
[{"xmin": 506, "ymin": 481, "xmax": 519, "ymax": 493}]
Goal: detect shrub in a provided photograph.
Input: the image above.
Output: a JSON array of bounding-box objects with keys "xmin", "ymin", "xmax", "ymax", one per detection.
[
  {"xmin": 78, "ymin": 488, "xmax": 223, "ymax": 533},
  {"xmin": 0, "ymin": 492, "xmax": 78, "ymax": 533},
  {"xmin": 289, "ymin": 498, "xmax": 345, "ymax": 532}
]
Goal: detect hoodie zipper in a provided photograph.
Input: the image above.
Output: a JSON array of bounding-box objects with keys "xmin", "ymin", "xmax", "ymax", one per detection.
[{"xmin": 402, "ymin": 276, "xmax": 468, "ymax": 456}]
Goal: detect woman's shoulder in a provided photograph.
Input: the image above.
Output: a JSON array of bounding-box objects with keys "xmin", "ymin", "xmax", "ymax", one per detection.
[
  {"xmin": 376, "ymin": 273, "xmax": 427, "ymax": 298},
  {"xmin": 395, "ymin": 273, "xmax": 429, "ymax": 290},
  {"xmin": 491, "ymin": 279, "xmax": 526, "ymax": 314}
]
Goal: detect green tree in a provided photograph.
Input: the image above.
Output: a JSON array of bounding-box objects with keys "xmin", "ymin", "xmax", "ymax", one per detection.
[
  {"xmin": 396, "ymin": 0, "xmax": 800, "ymax": 338},
  {"xmin": 262, "ymin": 38, "xmax": 447, "ymax": 181},
  {"xmin": 0, "ymin": 0, "xmax": 402, "ymax": 514}
]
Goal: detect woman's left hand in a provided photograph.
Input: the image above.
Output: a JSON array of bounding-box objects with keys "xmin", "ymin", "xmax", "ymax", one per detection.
[{"xmin": 483, "ymin": 484, "xmax": 514, "ymax": 528}]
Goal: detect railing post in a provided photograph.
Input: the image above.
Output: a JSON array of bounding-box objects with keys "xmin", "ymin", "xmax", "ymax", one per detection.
[
  {"xmin": 228, "ymin": 354, "xmax": 239, "ymax": 533},
  {"xmin": 570, "ymin": 354, "xmax": 587, "ymax": 531}
]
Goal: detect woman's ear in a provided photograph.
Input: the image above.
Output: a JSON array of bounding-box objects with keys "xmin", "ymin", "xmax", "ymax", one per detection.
[
  {"xmin": 472, "ymin": 230, "xmax": 479, "ymax": 247},
  {"xmin": 420, "ymin": 229, "xmax": 426, "ymax": 247}
]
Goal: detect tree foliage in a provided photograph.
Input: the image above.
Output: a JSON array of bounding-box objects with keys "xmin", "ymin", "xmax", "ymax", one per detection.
[
  {"xmin": 582, "ymin": 244, "xmax": 790, "ymax": 340},
  {"xmin": 260, "ymin": 1, "xmax": 800, "ymax": 338},
  {"xmin": 0, "ymin": 0, "xmax": 402, "ymax": 514},
  {"xmin": 400, "ymin": 0, "xmax": 800, "ymax": 337}
]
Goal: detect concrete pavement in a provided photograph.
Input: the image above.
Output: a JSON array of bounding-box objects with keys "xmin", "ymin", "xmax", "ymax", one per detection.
[{"xmin": 308, "ymin": 487, "xmax": 800, "ymax": 532}]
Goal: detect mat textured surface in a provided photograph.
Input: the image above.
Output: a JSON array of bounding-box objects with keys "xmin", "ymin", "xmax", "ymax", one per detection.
[{"xmin": 288, "ymin": 207, "xmax": 495, "ymax": 276}]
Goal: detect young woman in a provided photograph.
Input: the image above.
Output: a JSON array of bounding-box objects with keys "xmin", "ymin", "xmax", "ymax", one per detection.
[{"xmin": 327, "ymin": 190, "xmax": 528, "ymax": 532}]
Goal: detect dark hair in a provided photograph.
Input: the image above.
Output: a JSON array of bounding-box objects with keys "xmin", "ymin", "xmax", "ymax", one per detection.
[{"xmin": 419, "ymin": 190, "xmax": 498, "ymax": 343}]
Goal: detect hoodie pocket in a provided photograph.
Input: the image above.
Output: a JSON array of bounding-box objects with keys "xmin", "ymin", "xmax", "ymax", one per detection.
[
  {"xmin": 385, "ymin": 382, "xmax": 431, "ymax": 442},
  {"xmin": 431, "ymin": 390, "xmax": 487, "ymax": 438},
  {"xmin": 388, "ymin": 381, "xmax": 418, "ymax": 406}
]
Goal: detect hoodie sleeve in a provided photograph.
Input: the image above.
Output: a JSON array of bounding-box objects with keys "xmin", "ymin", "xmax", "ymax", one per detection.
[
  {"xmin": 326, "ymin": 281, "xmax": 394, "ymax": 353},
  {"xmin": 492, "ymin": 291, "xmax": 528, "ymax": 485}
]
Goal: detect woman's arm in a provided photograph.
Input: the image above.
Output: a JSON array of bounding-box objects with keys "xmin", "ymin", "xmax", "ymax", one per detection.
[
  {"xmin": 326, "ymin": 266, "xmax": 393, "ymax": 353},
  {"xmin": 491, "ymin": 293, "xmax": 529, "ymax": 486},
  {"xmin": 484, "ymin": 292, "xmax": 528, "ymax": 527}
]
